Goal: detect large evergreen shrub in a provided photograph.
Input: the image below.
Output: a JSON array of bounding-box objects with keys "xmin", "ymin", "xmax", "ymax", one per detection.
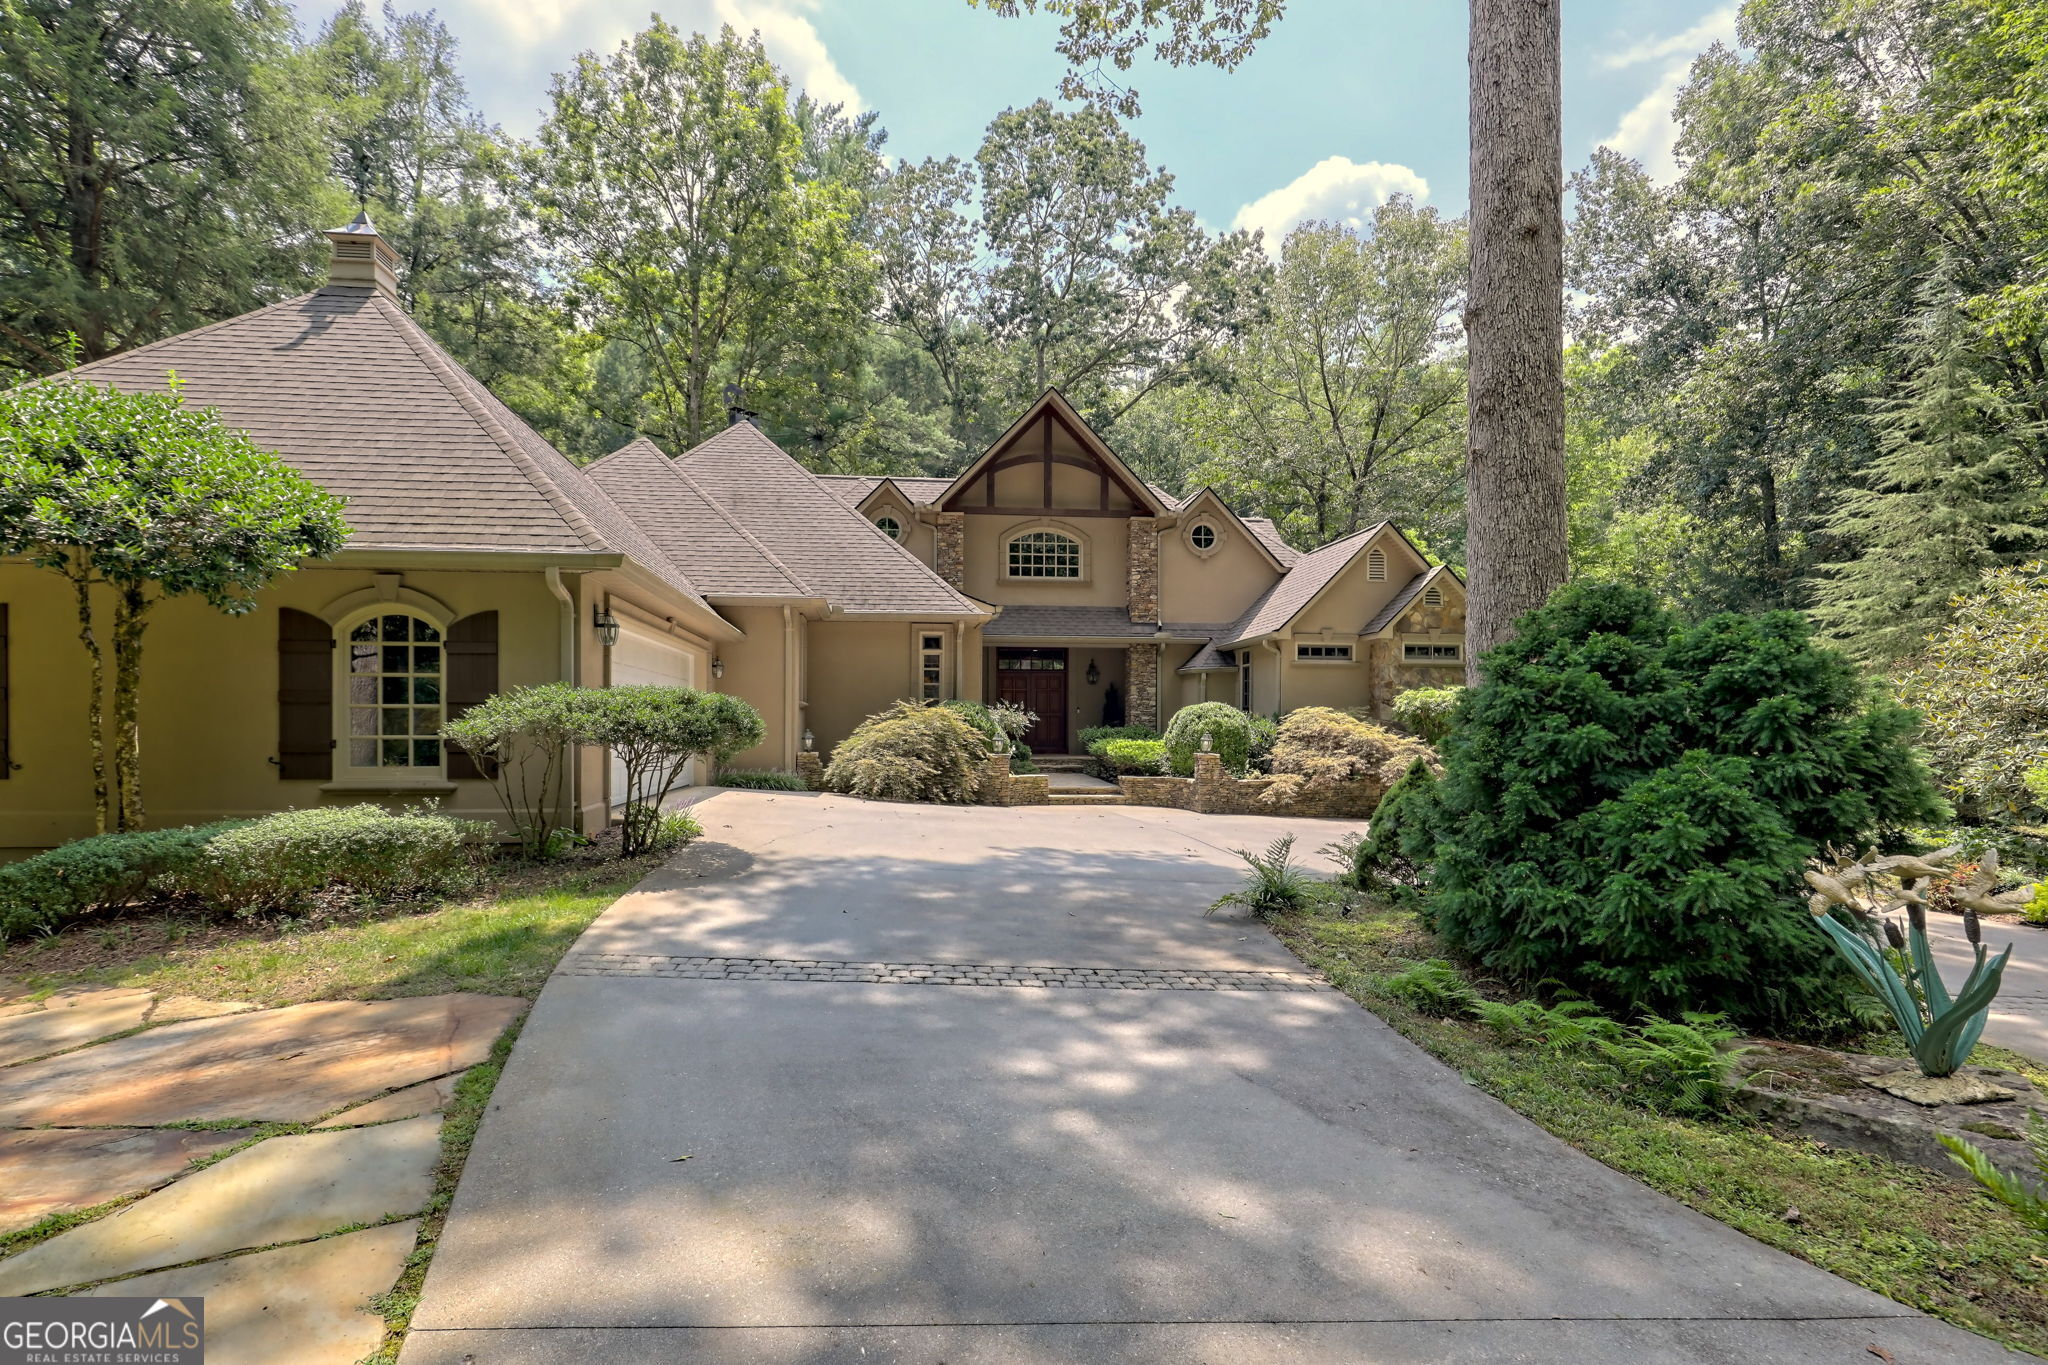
[{"xmin": 1430, "ymin": 582, "xmax": 1945, "ymax": 1030}]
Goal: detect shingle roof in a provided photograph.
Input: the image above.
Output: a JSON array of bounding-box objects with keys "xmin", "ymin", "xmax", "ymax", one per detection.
[
  {"xmin": 1221, "ymin": 524, "xmax": 1388, "ymax": 647},
  {"xmin": 676, "ymin": 423, "xmax": 984, "ymax": 616},
  {"xmin": 818, "ymin": 474, "xmax": 955, "ymax": 506},
  {"xmin": 1242, "ymin": 517, "xmax": 1299, "ymax": 567},
  {"xmin": 586, "ymin": 439, "xmax": 807, "ymax": 598},
  {"xmin": 1363, "ymin": 564, "xmax": 1461, "ymax": 636},
  {"xmin": 60, "ymin": 285, "xmax": 711, "ymax": 611},
  {"xmin": 984, "ymin": 607, "xmax": 1235, "ymax": 640},
  {"xmin": 1178, "ymin": 640, "xmax": 1236, "ymax": 672}
]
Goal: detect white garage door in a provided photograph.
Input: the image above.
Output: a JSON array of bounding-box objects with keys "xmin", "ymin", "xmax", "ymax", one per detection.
[{"xmin": 609, "ymin": 623, "xmax": 696, "ymax": 807}]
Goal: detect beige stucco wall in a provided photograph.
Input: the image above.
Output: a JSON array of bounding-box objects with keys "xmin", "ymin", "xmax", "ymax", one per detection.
[
  {"xmin": 866, "ymin": 491, "xmax": 936, "ymax": 567},
  {"xmin": 0, "ymin": 561, "xmax": 573, "ymax": 851},
  {"xmin": 715, "ymin": 603, "xmax": 802, "ymax": 772},
  {"xmin": 959, "ymin": 508, "xmax": 1132, "ymax": 609},
  {"xmin": 1157, "ymin": 499, "xmax": 1283, "ymax": 626},
  {"xmin": 806, "ymin": 620, "xmax": 917, "ymax": 760}
]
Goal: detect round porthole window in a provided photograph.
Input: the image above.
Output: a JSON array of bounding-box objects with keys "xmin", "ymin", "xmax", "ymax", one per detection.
[
  {"xmin": 876, "ymin": 515, "xmax": 901, "ymax": 541},
  {"xmin": 1190, "ymin": 523, "xmax": 1217, "ymax": 551}
]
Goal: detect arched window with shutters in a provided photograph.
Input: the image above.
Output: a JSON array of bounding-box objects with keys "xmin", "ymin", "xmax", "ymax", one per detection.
[{"xmin": 339, "ymin": 608, "xmax": 447, "ymax": 775}]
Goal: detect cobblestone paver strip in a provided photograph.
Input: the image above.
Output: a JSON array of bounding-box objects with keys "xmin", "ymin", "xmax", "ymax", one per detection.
[{"xmin": 557, "ymin": 953, "xmax": 1326, "ymax": 992}]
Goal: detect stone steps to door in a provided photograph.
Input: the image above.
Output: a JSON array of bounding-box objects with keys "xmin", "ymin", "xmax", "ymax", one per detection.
[
  {"xmin": 1032, "ymin": 755, "xmax": 1094, "ymax": 773},
  {"xmin": 1046, "ymin": 792, "xmax": 1127, "ymax": 806}
]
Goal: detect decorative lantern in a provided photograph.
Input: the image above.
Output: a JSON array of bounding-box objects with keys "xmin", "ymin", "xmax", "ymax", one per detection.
[
  {"xmin": 802, "ymin": 728, "xmax": 815, "ymax": 752},
  {"xmin": 593, "ymin": 605, "xmax": 620, "ymax": 649},
  {"xmin": 1085, "ymin": 658, "xmax": 1101, "ymax": 685},
  {"xmin": 711, "ymin": 657, "xmax": 725, "ymax": 680}
]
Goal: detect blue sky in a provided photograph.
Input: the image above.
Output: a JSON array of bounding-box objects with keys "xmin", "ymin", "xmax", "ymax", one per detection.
[{"xmin": 289, "ymin": 0, "xmax": 1737, "ymax": 237}]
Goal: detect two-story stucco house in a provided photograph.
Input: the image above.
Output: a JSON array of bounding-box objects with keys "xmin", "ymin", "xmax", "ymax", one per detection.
[{"xmin": 0, "ymin": 218, "xmax": 1464, "ymax": 850}]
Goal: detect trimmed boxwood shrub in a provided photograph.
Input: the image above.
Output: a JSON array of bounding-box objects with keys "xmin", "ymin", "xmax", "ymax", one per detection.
[
  {"xmin": 0, "ymin": 820, "xmax": 249, "ymax": 941},
  {"xmin": 1096, "ymin": 738, "xmax": 1168, "ymax": 775},
  {"xmin": 1079, "ymin": 724, "xmax": 1157, "ymax": 752},
  {"xmin": 1428, "ymin": 582, "xmax": 1946, "ymax": 1031},
  {"xmin": 824, "ymin": 701, "xmax": 987, "ymax": 803},
  {"xmin": 1162, "ymin": 702, "xmax": 1256, "ymax": 776},
  {"xmin": 170, "ymin": 804, "xmax": 491, "ymax": 914}
]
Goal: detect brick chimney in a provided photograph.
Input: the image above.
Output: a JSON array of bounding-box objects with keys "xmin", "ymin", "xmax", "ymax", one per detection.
[{"xmin": 324, "ymin": 210, "xmax": 400, "ymax": 296}]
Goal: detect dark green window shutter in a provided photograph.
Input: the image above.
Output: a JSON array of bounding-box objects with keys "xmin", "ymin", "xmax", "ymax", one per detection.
[
  {"xmin": 278, "ymin": 608, "xmax": 334, "ymax": 780},
  {"xmin": 444, "ymin": 611, "xmax": 498, "ymax": 781}
]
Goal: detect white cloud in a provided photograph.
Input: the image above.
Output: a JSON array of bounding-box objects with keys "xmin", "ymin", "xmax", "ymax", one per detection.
[
  {"xmin": 1230, "ymin": 156, "xmax": 1430, "ymax": 247},
  {"xmin": 1597, "ymin": 6, "xmax": 1738, "ymax": 183},
  {"xmin": 297, "ymin": 0, "xmax": 862, "ymax": 134}
]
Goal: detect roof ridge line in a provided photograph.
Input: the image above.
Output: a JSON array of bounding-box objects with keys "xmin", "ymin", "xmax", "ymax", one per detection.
[
  {"xmin": 719, "ymin": 425, "xmax": 985, "ymax": 614},
  {"xmin": 371, "ymin": 293, "xmax": 610, "ymax": 555},
  {"xmin": 654, "ymin": 452, "xmax": 812, "ymax": 595}
]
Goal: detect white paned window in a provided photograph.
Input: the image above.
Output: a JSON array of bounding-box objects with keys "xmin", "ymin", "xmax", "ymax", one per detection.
[
  {"xmin": 876, "ymin": 515, "xmax": 902, "ymax": 541},
  {"xmin": 345, "ymin": 611, "xmax": 443, "ymax": 770},
  {"xmin": 1403, "ymin": 642, "xmax": 1461, "ymax": 665},
  {"xmin": 1295, "ymin": 644, "xmax": 1354, "ymax": 662},
  {"xmin": 1006, "ymin": 530, "xmax": 1082, "ymax": 579},
  {"xmin": 1190, "ymin": 523, "xmax": 1217, "ymax": 549},
  {"xmin": 919, "ymin": 630, "xmax": 947, "ymax": 701}
]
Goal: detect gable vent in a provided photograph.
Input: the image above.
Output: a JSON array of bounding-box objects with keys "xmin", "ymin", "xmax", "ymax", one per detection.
[
  {"xmin": 1423, "ymin": 585, "xmax": 1443, "ymax": 606},
  {"xmin": 1367, "ymin": 548, "xmax": 1386, "ymax": 581}
]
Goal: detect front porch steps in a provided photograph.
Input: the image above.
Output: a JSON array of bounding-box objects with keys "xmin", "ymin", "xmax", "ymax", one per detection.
[
  {"xmin": 1031, "ymin": 754, "xmax": 1094, "ymax": 773},
  {"xmin": 1045, "ymin": 791, "xmax": 1127, "ymax": 806}
]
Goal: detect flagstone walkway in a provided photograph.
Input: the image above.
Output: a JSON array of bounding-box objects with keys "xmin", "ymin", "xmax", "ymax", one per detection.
[{"xmin": 0, "ymin": 986, "xmax": 521, "ymax": 1364}]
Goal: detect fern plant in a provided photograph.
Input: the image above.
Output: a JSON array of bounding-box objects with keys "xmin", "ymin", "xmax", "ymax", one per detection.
[
  {"xmin": 1212, "ymin": 835, "xmax": 1318, "ymax": 919},
  {"xmin": 1941, "ymin": 1117, "xmax": 2048, "ymax": 1236},
  {"xmin": 1380, "ymin": 959, "xmax": 1479, "ymax": 1018},
  {"xmin": 1597, "ymin": 1013, "xmax": 1749, "ymax": 1116}
]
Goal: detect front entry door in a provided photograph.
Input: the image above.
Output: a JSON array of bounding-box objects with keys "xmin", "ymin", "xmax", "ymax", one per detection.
[{"xmin": 996, "ymin": 648, "xmax": 1068, "ymax": 753}]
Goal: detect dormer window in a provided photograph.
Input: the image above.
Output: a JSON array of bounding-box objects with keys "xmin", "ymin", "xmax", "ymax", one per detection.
[
  {"xmin": 1006, "ymin": 529, "xmax": 1083, "ymax": 579},
  {"xmin": 1190, "ymin": 524, "xmax": 1216, "ymax": 549},
  {"xmin": 875, "ymin": 515, "xmax": 902, "ymax": 541}
]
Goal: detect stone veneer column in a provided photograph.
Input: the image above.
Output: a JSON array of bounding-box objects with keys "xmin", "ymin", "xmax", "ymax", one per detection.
[
  {"xmin": 934, "ymin": 512, "xmax": 966, "ymax": 589},
  {"xmin": 1127, "ymin": 517, "xmax": 1160, "ymax": 624},
  {"xmin": 796, "ymin": 751, "xmax": 825, "ymax": 791},
  {"xmin": 1126, "ymin": 643, "xmax": 1159, "ymax": 730}
]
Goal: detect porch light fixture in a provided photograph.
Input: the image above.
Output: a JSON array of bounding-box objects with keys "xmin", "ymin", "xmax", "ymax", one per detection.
[
  {"xmin": 1085, "ymin": 657, "xmax": 1100, "ymax": 685},
  {"xmin": 711, "ymin": 657, "xmax": 725, "ymax": 680},
  {"xmin": 593, "ymin": 605, "xmax": 621, "ymax": 649},
  {"xmin": 1200, "ymin": 730, "xmax": 1214, "ymax": 753},
  {"xmin": 802, "ymin": 728, "xmax": 815, "ymax": 752}
]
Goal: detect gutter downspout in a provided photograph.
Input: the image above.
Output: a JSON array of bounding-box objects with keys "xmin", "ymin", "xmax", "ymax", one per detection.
[
  {"xmin": 783, "ymin": 604, "xmax": 799, "ymax": 769},
  {"xmin": 545, "ymin": 568, "xmax": 580, "ymax": 830}
]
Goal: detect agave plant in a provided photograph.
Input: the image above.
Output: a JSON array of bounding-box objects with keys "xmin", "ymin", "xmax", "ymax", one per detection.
[{"xmin": 1804, "ymin": 847, "xmax": 2014, "ymax": 1078}]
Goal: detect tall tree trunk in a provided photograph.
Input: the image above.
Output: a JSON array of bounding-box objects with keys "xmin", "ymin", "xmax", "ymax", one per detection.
[
  {"xmin": 1464, "ymin": 0, "xmax": 1570, "ymax": 681},
  {"xmin": 69, "ymin": 556, "xmax": 110, "ymax": 833},
  {"xmin": 112, "ymin": 585, "xmax": 148, "ymax": 831}
]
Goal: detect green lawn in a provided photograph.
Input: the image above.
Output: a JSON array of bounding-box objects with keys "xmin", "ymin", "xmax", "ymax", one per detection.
[
  {"xmin": 1274, "ymin": 905, "xmax": 2048, "ymax": 1358},
  {"xmin": 0, "ymin": 861, "xmax": 648, "ymax": 1007}
]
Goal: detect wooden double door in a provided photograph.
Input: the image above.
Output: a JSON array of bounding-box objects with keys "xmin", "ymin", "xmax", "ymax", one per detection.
[{"xmin": 995, "ymin": 648, "xmax": 1068, "ymax": 753}]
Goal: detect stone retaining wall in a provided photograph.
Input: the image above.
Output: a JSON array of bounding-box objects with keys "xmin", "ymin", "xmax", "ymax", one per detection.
[{"xmin": 972, "ymin": 752, "xmax": 1379, "ymax": 819}]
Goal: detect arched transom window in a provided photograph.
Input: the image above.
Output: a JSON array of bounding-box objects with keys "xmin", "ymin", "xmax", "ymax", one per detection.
[
  {"xmin": 345, "ymin": 610, "xmax": 444, "ymax": 771},
  {"xmin": 1006, "ymin": 530, "xmax": 1083, "ymax": 579}
]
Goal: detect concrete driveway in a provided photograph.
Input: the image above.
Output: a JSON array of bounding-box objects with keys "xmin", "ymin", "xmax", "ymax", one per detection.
[
  {"xmin": 401, "ymin": 793, "xmax": 2009, "ymax": 1364},
  {"xmin": 1926, "ymin": 912, "xmax": 2048, "ymax": 1064}
]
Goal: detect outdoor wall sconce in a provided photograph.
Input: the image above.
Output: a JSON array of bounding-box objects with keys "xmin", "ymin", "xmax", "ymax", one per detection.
[
  {"xmin": 1085, "ymin": 657, "xmax": 1100, "ymax": 685},
  {"xmin": 593, "ymin": 605, "xmax": 620, "ymax": 649},
  {"xmin": 711, "ymin": 657, "xmax": 725, "ymax": 680}
]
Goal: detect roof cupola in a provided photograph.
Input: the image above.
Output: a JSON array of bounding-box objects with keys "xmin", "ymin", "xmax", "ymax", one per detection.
[{"xmin": 323, "ymin": 210, "xmax": 401, "ymax": 296}]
